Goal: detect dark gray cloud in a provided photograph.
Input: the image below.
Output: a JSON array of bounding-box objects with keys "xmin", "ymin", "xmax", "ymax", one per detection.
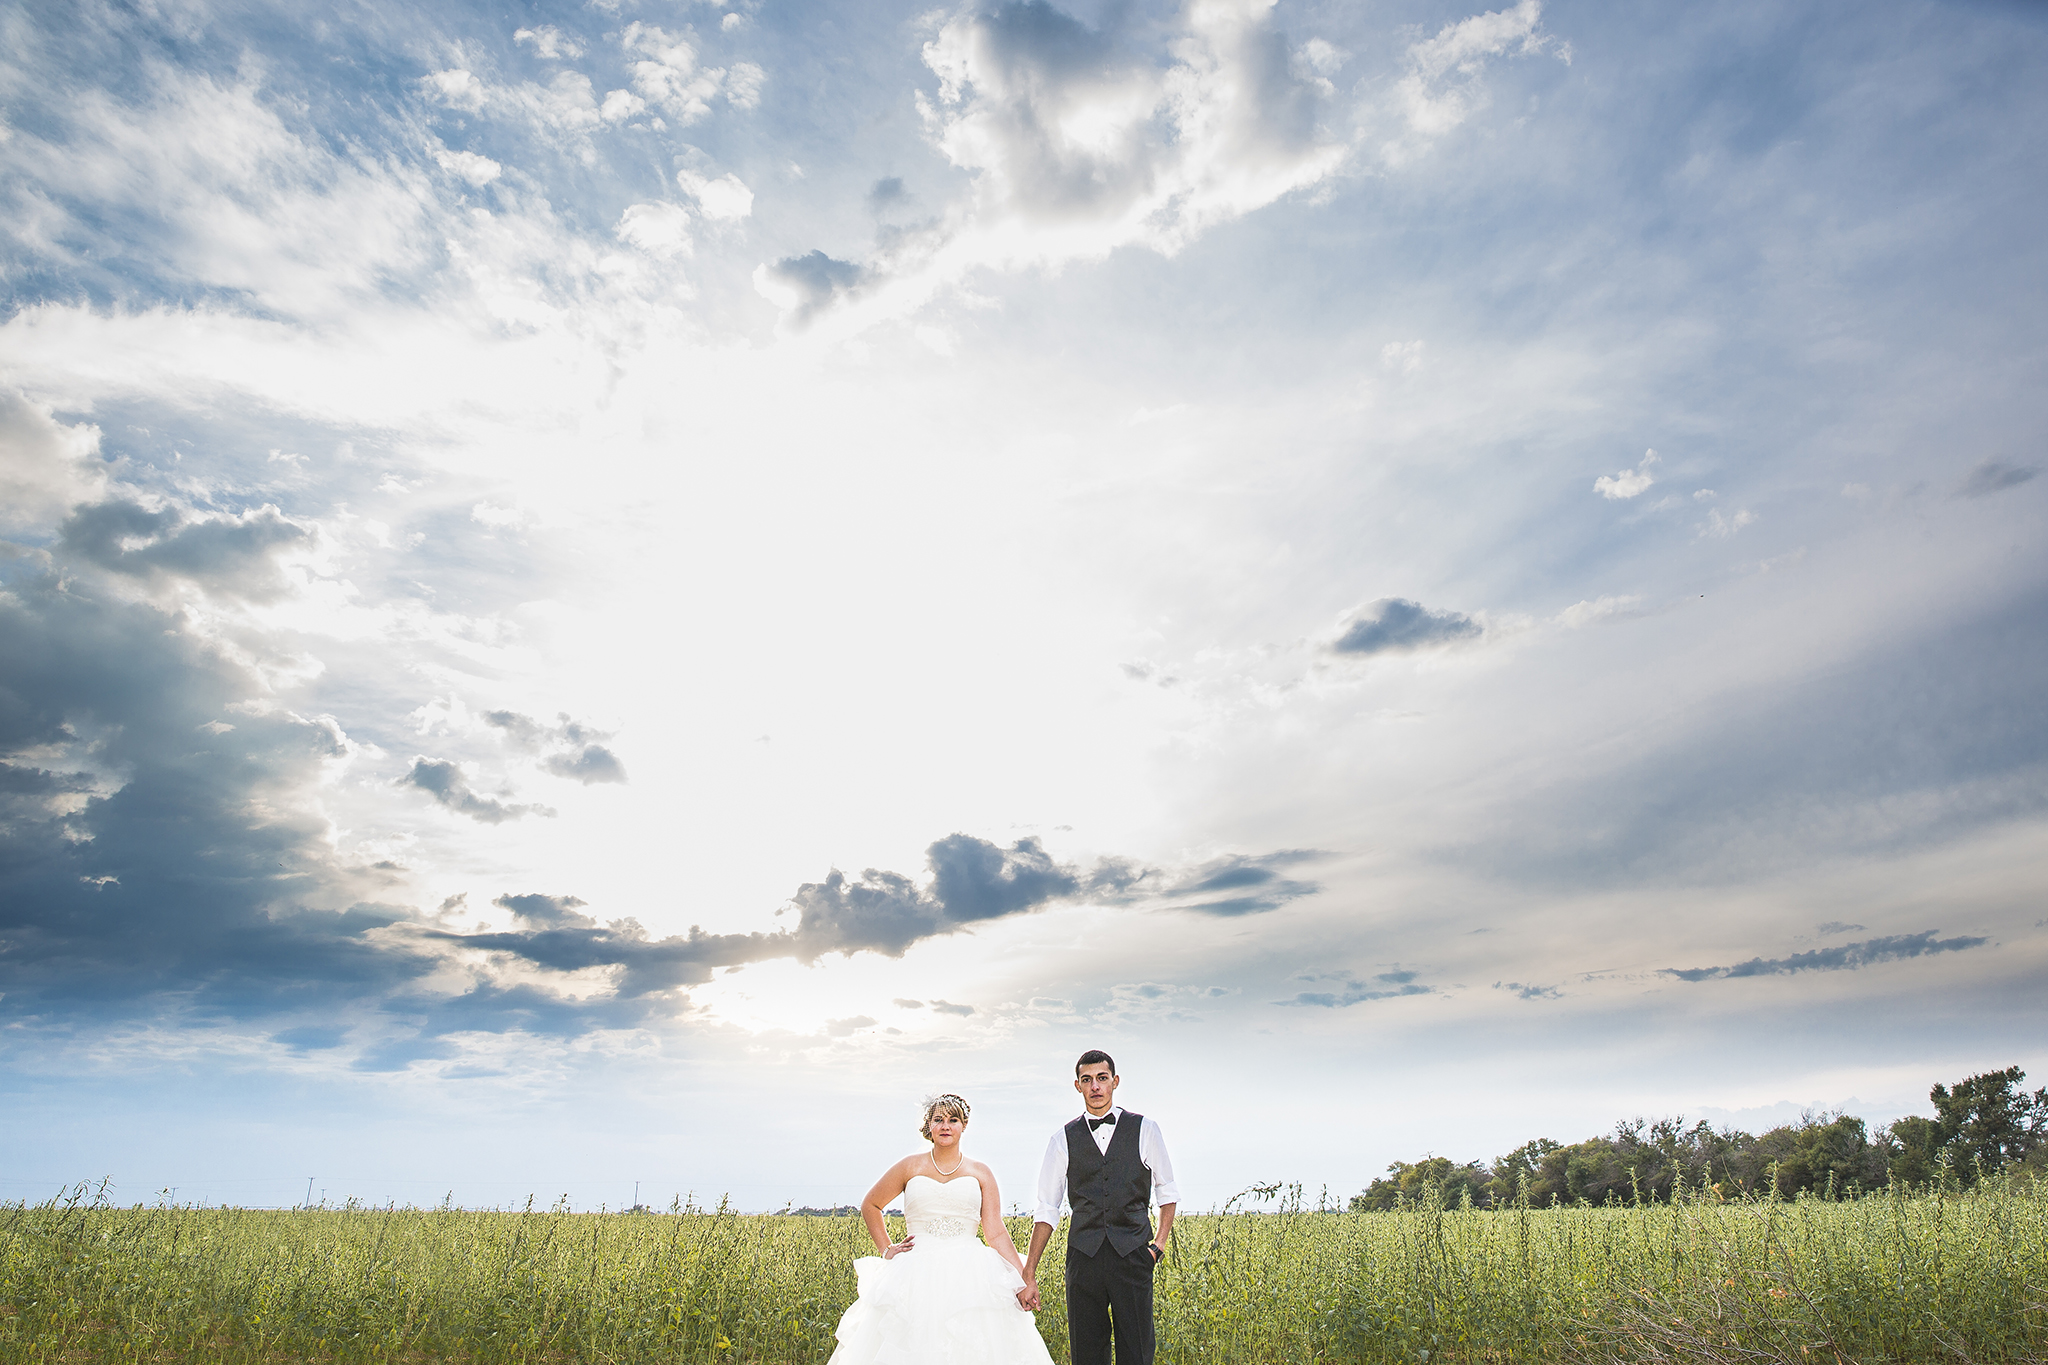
[
  {"xmin": 481, "ymin": 710, "xmax": 548, "ymax": 745},
  {"xmin": 1816, "ymin": 921, "xmax": 1865, "ymax": 936},
  {"xmin": 400, "ymin": 758, "xmax": 556, "ymax": 824},
  {"xmin": 544, "ymin": 745, "xmax": 627, "ymax": 784},
  {"xmin": 936, "ymin": 0, "xmax": 1319, "ymax": 214},
  {"xmin": 1494, "ymin": 980, "xmax": 1562, "ymax": 1000},
  {"xmin": 421, "ymin": 834, "xmax": 1100, "ymax": 1000},
  {"xmin": 928, "ymin": 831, "xmax": 1079, "ymax": 921},
  {"xmin": 868, "ymin": 177, "xmax": 909, "ymax": 212},
  {"xmin": 1664, "ymin": 930, "xmax": 1989, "ymax": 983},
  {"xmin": 1330, "ymin": 598, "xmax": 1482, "ymax": 656},
  {"xmin": 59, "ymin": 499, "xmax": 311, "ymax": 600},
  {"xmin": 432, "ymin": 917, "xmax": 787, "ymax": 998},
  {"xmin": 423, "ymin": 832, "xmax": 1304, "ymax": 1004},
  {"xmin": 778, "ymin": 834, "xmax": 1088, "ymax": 957},
  {"xmin": 0, "ymin": 568, "xmax": 445, "ymax": 1025},
  {"xmin": 0, "ymin": 761, "xmax": 98, "ymax": 830},
  {"xmin": 761, "ymin": 250, "xmax": 865, "ymax": 326},
  {"xmin": 1166, "ymin": 849, "xmax": 1324, "ymax": 915},
  {"xmin": 493, "ymin": 892, "xmax": 593, "ymax": 928},
  {"xmin": 1280, "ymin": 969, "xmax": 1433, "ymax": 1007},
  {"xmin": 0, "ymin": 507, "xmax": 1311, "ymax": 1042},
  {"xmin": 1954, "ymin": 460, "xmax": 2036, "ymax": 498},
  {"xmin": 485, "ymin": 711, "xmax": 628, "ymax": 785},
  {"xmin": 0, "ymin": 491, "xmax": 662, "ymax": 1050}
]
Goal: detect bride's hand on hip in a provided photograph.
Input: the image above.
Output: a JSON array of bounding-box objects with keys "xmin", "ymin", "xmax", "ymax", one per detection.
[{"xmin": 882, "ymin": 1235, "xmax": 915, "ymax": 1259}]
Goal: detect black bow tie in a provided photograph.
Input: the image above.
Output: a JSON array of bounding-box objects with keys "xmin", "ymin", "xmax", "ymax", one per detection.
[{"xmin": 1087, "ymin": 1113, "xmax": 1116, "ymax": 1130}]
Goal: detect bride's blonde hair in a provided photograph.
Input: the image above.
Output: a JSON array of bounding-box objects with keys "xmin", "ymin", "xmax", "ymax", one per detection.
[{"xmin": 920, "ymin": 1093, "xmax": 970, "ymax": 1139}]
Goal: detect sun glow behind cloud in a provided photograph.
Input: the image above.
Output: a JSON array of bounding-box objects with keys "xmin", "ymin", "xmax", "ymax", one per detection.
[{"xmin": 1, "ymin": 0, "xmax": 2046, "ymax": 1208}]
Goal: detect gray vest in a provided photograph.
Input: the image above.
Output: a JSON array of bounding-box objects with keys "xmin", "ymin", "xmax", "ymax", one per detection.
[{"xmin": 1065, "ymin": 1110, "xmax": 1153, "ymax": 1257}]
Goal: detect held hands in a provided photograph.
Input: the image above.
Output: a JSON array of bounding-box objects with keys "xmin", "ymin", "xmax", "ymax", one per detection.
[
  {"xmin": 1016, "ymin": 1275, "xmax": 1041, "ymax": 1312},
  {"xmin": 882, "ymin": 1235, "xmax": 916, "ymax": 1260}
]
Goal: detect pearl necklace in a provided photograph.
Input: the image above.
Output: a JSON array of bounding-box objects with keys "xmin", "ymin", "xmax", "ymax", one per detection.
[{"xmin": 929, "ymin": 1149, "xmax": 964, "ymax": 1177}]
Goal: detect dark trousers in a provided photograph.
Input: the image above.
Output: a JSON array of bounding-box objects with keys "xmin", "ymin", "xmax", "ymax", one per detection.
[{"xmin": 1065, "ymin": 1243, "xmax": 1155, "ymax": 1365}]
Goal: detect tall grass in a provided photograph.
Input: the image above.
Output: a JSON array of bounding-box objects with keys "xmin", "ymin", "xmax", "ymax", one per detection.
[{"xmin": 2, "ymin": 1179, "xmax": 2043, "ymax": 1363}]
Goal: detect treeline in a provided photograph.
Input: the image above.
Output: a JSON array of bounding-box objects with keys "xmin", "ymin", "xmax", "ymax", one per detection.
[{"xmin": 1352, "ymin": 1064, "xmax": 2048, "ymax": 1210}]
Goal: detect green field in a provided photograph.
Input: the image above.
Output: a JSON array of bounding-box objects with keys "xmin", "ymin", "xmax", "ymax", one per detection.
[{"xmin": 3, "ymin": 1181, "xmax": 2044, "ymax": 1363}]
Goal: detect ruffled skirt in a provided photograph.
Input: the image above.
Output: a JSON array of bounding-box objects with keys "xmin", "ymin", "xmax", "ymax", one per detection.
[{"xmin": 828, "ymin": 1235, "xmax": 1055, "ymax": 1365}]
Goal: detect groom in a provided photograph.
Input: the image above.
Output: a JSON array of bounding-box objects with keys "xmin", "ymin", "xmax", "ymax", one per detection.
[{"xmin": 1022, "ymin": 1050, "xmax": 1179, "ymax": 1365}]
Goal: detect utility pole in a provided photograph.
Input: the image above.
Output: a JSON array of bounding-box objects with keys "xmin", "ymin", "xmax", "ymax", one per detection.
[{"xmin": 305, "ymin": 1176, "xmax": 315, "ymax": 1209}]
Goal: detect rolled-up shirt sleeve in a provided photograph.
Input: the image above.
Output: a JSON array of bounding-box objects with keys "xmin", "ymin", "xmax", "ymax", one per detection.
[
  {"xmin": 1033, "ymin": 1130, "xmax": 1069, "ymax": 1226},
  {"xmin": 1140, "ymin": 1118, "xmax": 1180, "ymax": 1207}
]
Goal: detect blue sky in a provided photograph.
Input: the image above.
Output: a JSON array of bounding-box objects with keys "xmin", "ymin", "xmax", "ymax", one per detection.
[{"xmin": 1, "ymin": 0, "xmax": 2044, "ymax": 1212}]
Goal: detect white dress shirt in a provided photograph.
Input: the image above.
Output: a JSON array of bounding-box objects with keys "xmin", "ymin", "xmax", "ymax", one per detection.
[{"xmin": 1032, "ymin": 1105, "xmax": 1180, "ymax": 1227}]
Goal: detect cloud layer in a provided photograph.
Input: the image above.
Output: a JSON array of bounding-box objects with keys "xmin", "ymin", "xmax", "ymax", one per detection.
[
  {"xmin": 1330, "ymin": 598, "xmax": 1483, "ymax": 657},
  {"xmin": 759, "ymin": 0, "xmax": 1354, "ymax": 331},
  {"xmin": 1665, "ymin": 931, "xmax": 1991, "ymax": 983}
]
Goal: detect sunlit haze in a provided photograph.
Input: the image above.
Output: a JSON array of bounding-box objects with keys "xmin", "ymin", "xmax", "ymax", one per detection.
[{"xmin": 2, "ymin": 0, "xmax": 2045, "ymax": 1212}]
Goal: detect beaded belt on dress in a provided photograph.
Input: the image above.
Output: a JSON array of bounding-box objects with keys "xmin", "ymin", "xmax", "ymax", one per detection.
[{"xmin": 908, "ymin": 1215, "xmax": 976, "ymax": 1238}]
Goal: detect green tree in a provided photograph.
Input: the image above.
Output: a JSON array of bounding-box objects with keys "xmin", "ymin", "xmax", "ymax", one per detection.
[
  {"xmin": 1349, "ymin": 1156, "xmax": 1490, "ymax": 1211},
  {"xmin": 1931, "ymin": 1066, "xmax": 2048, "ymax": 1179},
  {"xmin": 1881, "ymin": 1115, "xmax": 1940, "ymax": 1188},
  {"xmin": 1535, "ymin": 1136, "xmax": 1631, "ymax": 1205},
  {"xmin": 1609, "ymin": 1117, "xmax": 1750, "ymax": 1199},
  {"xmin": 1486, "ymin": 1138, "xmax": 1562, "ymax": 1205},
  {"xmin": 1735, "ymin": 1112, "xmax": 1874, "ymax": 1197}
]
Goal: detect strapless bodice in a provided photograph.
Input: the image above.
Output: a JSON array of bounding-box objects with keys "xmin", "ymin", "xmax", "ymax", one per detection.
[{"xmin": 904, "ymin": 1174, "xmax": 981, "ymax": 1239}]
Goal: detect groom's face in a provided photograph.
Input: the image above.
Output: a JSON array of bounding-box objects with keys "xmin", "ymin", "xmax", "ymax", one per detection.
[{"xmin": 1075, "ymin": 1062, "xmax": 1118, "ymax": 1115}]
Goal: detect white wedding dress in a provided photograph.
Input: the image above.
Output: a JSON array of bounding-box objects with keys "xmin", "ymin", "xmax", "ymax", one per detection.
[{"xmin": 828, "ymin": 1175, "xmax": 1054, "ymax": 1365}]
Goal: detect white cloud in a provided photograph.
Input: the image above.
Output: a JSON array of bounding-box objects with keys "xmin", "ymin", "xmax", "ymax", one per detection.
[
  {"xmin": 1293, "ymin": 36, "xmax": 1348, "ymax": 95},
  {"xmin": 434, "ymin": 149, "xmax": 503, "ymax": 186},
  {"xmin": 422, "ymin": 68, "xmax": 487, "ymax": 112},
  {"xmin": 470, "ymin": 502, "xmax": 526, "ymax": 528},
  {"xmin": 514, "ymin": 25, "xmax": 584, "ymax": 61},
  {"xmin": 616, "ymin": 201, "xmax": 694, "ymax": 257},
  {"xmin": 725, "ymin": 62, "xmax": 766, "ymax": 111},
  {"xmin": 759, "ymin": 0, "xmax": 1347, "ymax": 334},
  {"xmin": 530, "ymin": 71, "xmax": 604, "ymax": 132},
  {"xmin": 1381, "ymin": 0, "xmax": 1561, "ymax": 164},
  {"xmin": 623, "ymin": 24, "xmax": 724, "ymax": 124},
  {"xmin": 0, "ymin": 65, "xmax": 442, "ymax": 325},
  {"xmin": 1593, "ymin": 448, "xmax": 1658, "ymax": 500},
  {"xmin": 1700, "ymin": 507, "xmax": 1757, "ymax": 538},
  {"xmin": 436, "ymin": 67, "xmax": 606, "ymax": 139},
  {"xmin": 1554, "ymin": 594, "xmax": 1642, "ymax": 628},
  {"xmin": 679, "ymin": 170, "xmax": 752, "ymax": 221},
  {"xmin": 0, "ymin": 389, "xmax": 107, "ymax": 531},
  {"xmin": 600, "ymin": 89, "xmax": 647, "ymax": 122}
]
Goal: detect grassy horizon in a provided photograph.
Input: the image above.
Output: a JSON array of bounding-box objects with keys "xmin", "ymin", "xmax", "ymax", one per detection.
[{"xmin": 3, "ymin": 1179, "xmax": 2044, "ymax": 1363}]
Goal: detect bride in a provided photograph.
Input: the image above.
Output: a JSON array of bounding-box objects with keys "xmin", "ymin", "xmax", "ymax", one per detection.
[{"xmin": 828, "ymin": 1093, "xmax": 1055, "ymax": 1365}]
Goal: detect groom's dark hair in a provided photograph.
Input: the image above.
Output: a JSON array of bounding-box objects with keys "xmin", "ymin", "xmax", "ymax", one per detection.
[{"xmin": 1075, "ymin": 1049, "xmax": 1116, "ymax": 1076}]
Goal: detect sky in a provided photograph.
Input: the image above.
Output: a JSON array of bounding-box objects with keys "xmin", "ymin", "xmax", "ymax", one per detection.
[{"xmin": 1, "ymin": 0, "xmax": 2045, "ymax": 1213}]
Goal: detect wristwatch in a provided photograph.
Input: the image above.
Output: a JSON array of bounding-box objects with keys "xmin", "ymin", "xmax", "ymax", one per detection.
[{"xmin": 1146, "ymin": 1241, "xmax": 1164, "ymax": 1262}]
